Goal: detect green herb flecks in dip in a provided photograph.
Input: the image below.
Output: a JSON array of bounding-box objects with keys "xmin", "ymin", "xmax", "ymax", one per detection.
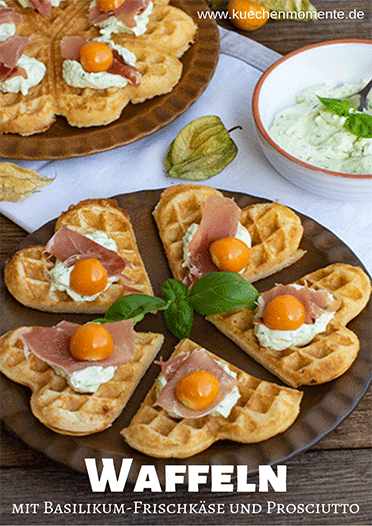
[{"xmin": 269, "ymin": 82, "xmax": 372, "ymax": 174}]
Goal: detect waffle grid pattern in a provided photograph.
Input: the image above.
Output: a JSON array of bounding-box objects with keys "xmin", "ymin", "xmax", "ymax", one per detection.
[
  {"xmin": 153, "ymin": 185, "xmax": 220, "ymax": 281},
  {"xmin": 295, "ymin": 263, "xmax": 370, "ymax": 326},
  {"xmin": 153, "ymin": 185, "xmax": 305, "ymax": 284},
  {"xmin": 4, "ymin": 199, "xmax": 153, "ymax": 313},
  {"xmin": 208, "ymin": 264, "xmax": 371, "ymax": 387},
  {"xmin": 239, "ymin": 202, "xmax": 305, "ymax": 281},
  {"xmin": 119, "ymin": 4, "xmax": 197, "ymax": 58},
  {"xmin": 0, "ymin": 0, "xmax": 196, "ymax": 134},
  {"xmin": 0, "ymin": 328, "xmax": 164, "ymax": 435},
  {"xmin": 121, "ymin": 338, "xmax": 303, "ymax": 458}
]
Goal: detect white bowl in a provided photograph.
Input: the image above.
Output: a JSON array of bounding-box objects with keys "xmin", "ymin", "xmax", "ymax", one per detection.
[{"xmin": 252, "ymin": 39, "xmax": 372, "ymax": 200}]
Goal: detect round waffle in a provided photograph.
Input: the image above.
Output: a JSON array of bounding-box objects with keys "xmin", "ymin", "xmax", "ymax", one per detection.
[{"xmin": 0, "ymin": 0, "xmax": 197, "ymax": 135}]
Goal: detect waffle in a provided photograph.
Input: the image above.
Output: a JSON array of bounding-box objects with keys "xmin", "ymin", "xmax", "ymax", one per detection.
[
  {"xmin": 4, "ymin": 198, "xmax": 154, "ymax": 313},
  {"xmin": 116, "ymin": 3, "xmax": 198, "ymax": 58},
  {"xmin": 153, "ymin": 184, "xmax": 305, "ymax": 284},
  {"xmin": 0, "ymin": 327, "xmax": 164, "ymax": 435},
  {"xmin": 121, "ymin": 338, "xmax": 303, "ymax": 458},
  {"xmin": 207, "ymin": 264, "xmax": 371, "ymax": 388},
  {"xmin": 0, "ymin": 0, "xmax": 197, "ymax": 135}
]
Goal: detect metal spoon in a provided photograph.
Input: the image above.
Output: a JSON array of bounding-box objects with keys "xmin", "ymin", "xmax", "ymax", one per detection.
[{"xmin": 344, "ymin": 78, "xmax": 372, "ymax": 112}]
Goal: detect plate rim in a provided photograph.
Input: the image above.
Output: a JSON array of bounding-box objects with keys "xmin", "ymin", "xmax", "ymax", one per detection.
[
  {"xmin": 1, "ymin": 188, "xmax": 371, "ymax": 484},
  {"xmin": 0, "ymin": 0, "xmax": 220, "ymax": 160}
]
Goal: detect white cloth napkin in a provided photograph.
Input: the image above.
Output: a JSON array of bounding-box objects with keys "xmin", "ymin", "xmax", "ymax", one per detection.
[{"xmin": 1, "ymin": 27, "xmax": 371, "ymax": 275}]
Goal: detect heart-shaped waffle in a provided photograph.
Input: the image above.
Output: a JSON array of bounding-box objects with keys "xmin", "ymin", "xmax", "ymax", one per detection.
[
  {"xmin": 153, "ymin": 184, "xmax": 306, "ymax": 284},
  {"xmin": 121, "ymin": 338, "xmax": 303, "ymax": 458},
  {"xmin": 0, "ymin": 328, "xmax": 164, "ymax": 435},
  {"xmin": 4, "ymin": 198, "xmax": 154, "ymax": 313},
  {"xmin": 207, "ymin": 264, "xmax": 371, "ymax": 387}
]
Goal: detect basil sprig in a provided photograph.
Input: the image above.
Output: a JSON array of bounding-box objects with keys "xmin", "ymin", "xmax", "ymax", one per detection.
[
  {"xmin": 96, "ymin": 272, "xmax": 259, "ymax": 340},
  {"xmin": 317, "ymin": 96, "xmax": 372, "ymax": 139},
  {"xmin": 344, "ymin": 112, "xmax": 372, "ymax": 139},
  {"xmin": 187, "ymin": 272, "xmax": 259, "ymax": 315},
  {"xmin": 94, "ymin": 295, "xmax": 168, "ymax": 325}
]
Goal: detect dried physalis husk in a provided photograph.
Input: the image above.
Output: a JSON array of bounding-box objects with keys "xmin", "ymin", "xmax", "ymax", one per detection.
[
  {"xmin": 0, "ymin": 163, "xmax": 56, "ymax": 202},
  {"xmin": 253, "ymin": 0, "xmax": 317, "ymax": 20},
  {"xmin": 165, "ymin": 116, "xmax": 239, "ymax": 180}
]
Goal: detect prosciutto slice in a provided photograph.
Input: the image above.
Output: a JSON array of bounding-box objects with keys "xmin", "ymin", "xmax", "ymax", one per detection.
[
  {"xmin": 29, "ymin": 0, "xmax": 51, "ymax": 17},
  {"xmin": 87, "ymin": 0, "xmax": 149, "ymax": 29},
  {"xmin": 185, "ymin": 195, "xmax": 242, "ymax": 287},
  {"xmin": 60, "ymin": 36, "xmax": 86, "ymax": 60},
  {"xmin": 21, "ymin": 320, "xmax": 138, "ymax": 374},
  {"xmin": 45, "ymin": 226, "xmax": 133, "ymax": 278},
  {"xmin": 107, "ymin": 49, "xmax": 141, "ymax": 87},
  {"xmin": 0, "ymin": 4, "xmax": 24, "ymax": 24},
  {"xmin": 256, "ymin": 283, "xmax": 340, "ymax": 325},
  {"xmin": 60, "ymin": 37, "xmax": 141, "ymax": 86},
  {"xmin": 0, "ymin": 35, "xmax": 29, "ymax": 82},
  {"xmin": 154, "ymin": 349, "xmax": 238, "ymax": 419},
  {"xmin": 156, "ymin": 353, "xmax": 189, "ymax": 382}
]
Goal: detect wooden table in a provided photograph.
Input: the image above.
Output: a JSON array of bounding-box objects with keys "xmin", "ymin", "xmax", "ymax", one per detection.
[{"xmin": 1, "ymin": 1, "xmax": 371, "ymax": 524}]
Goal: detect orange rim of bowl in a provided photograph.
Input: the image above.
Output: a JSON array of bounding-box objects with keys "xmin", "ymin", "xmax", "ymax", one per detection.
[{"xmin": 252, "ymin": 39, "xmax": 372, "ymax": 180}]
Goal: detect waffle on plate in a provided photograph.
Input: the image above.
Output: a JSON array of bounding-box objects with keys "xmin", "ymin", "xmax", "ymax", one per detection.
[
  {"xmin": 153, "ymin": 184, "xmax": 306, "ymax": 284},
  {"xmin": 121, "ymin": 338, "xmax": 303, "ymax": 458},
  {"xmin": 0, "ymin": 0, "xmax": 197, "ymax": 135},
  {"xmin": 4, "ymin": 198, "xmax": 154, "ymax": 313},
  {"xmin": 208, "ymin": 263, "xmax": 371, "ymax": 388},
  {"xmin": 0, "ymin": 327, "xmax": 164, "ymax": 435}
]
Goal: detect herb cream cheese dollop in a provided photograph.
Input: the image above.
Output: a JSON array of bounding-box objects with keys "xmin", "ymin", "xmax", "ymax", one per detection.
[
  {"xmin": 254, "ymin": 285, "xmax": 335, "ymax": 351},
  {"xmin": 182, "ymin": 222, "xmax": 252, "ymax": 270},
  {"xmin": 269, "ymin": 82, "xmax": 372, "ymax": 175},
  {"xmin": 0, "ymin": 0, "xmax": 16, "ymax": 41},
  {"xmin": 62, "ymin": 39, "xmax": 136, "ymax": 90},
  {"xmin": 53, "ymin": 364, "xmax": 116, "ymax": 393},
  {"xmin": 156, "ymin": 360, "xmax": 240, "ymax": 419},
  {"xmin": 0, "ymin": 54, "xmax": 46, "ymax": 95},
  {"xmin": 49, "ymin": 230, "xmax": 119, "ymax": 301},
  {"xmin": 22, "ymin": 325, "xmax": 117, "ymax": 393},
  {"xmin": 90, "ymin": 0, "xmax": 153, "ymax": 37}
]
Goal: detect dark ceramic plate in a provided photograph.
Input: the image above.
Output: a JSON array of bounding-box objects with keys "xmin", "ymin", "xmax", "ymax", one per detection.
[
  {"xmin": 0, "ymin": 0, "xmax": 219, "ymax": 160},
  {"xmin": 1, "ymin": 189, "xmax": 371, "ymax": 484}
]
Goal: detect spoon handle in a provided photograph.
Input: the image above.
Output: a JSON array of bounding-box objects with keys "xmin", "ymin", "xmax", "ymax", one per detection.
[
  {"xmin": 359, "ymin": 78, "xmax": 372, "ymax": 96},
  {"xmin": 356, "ymin": 78, "xmax": 372, "ymax": 111}
]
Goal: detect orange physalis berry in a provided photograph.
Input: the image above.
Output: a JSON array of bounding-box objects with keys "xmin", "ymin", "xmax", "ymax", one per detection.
[{"xmin": 227, "ymin": 0, "xmax": 270, "ymax": 31}]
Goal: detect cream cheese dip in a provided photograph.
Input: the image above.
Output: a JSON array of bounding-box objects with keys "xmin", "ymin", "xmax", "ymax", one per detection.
[
  {"xmin": 155, "ymin": 358, "xmax": 240, "ymax": 419},
  {"xmin": 269, "ymin": 82, "xmax": 372, "ymax": 175}
]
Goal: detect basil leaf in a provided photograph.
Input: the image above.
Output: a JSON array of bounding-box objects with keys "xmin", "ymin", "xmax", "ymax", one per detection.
[
  {"xmin": 103, "ymin": 294, "xmax": 168, "ymax": 324},
  {"xmin": 162, "ymin": 278, "xmax": 188, "ymax": 303},
  {"xmin": 344, "ymin": 112, "xmax": 372, "ymax": 139},
  {"xmin": 317, "ymin": 96, "xmax": 355, "ymax": 118},
  {"xmin": 187, "ymin": 272, "xmax": 259, "ymax": 315},
  {"xmin": 164, "ymin": 299, "xmax": 194, "ymax": 340}
]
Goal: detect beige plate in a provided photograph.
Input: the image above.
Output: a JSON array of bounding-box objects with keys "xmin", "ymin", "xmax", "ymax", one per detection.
[
  {"xmin": 0, "ymin": 0, "xmax": 219, "ymax": 160},
  {"xmin": 1, "ymin": 190, "xmax": 371, "ymax": 484}
]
